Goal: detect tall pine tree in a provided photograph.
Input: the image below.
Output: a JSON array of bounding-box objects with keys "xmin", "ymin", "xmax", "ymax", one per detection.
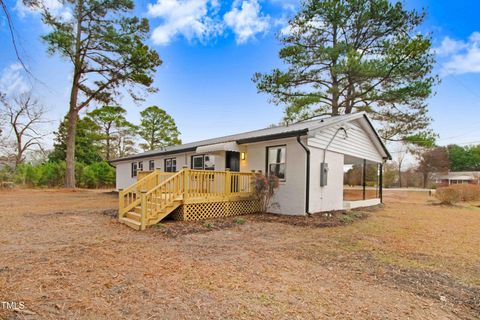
[
  {"xmin": 254, "ymin": 0, "xmax": 438, "ymax": 141},
  {"xmin": 41, "ymin": 0, "xmax": 161, "ymax": 187}
]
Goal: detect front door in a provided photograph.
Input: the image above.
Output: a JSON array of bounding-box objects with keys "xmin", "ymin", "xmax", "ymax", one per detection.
[{"xmin": 225, "ymin": 151, "xmax": 240, "ymax": 172}]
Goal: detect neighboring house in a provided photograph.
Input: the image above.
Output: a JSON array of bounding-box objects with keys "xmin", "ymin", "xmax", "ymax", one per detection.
[
  {"xmin": 433, "ymin": 172, "xmax": 480, "ymax": 186},
  {"xmin": 112, "ymin": 112, "xmax": 391, "ymax": 225}
]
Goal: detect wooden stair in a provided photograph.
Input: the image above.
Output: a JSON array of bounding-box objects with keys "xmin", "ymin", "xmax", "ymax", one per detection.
[
  {"xmin": 118, "ymin": 168, "xmax": 257, "ymax": 231},
  {"xmin": 119, "ymin": 200, "xmax": 182, "ymax": 230},
  {"xmin": 119, "ymin": 170, "xmax": 185, "ymax": 230}
]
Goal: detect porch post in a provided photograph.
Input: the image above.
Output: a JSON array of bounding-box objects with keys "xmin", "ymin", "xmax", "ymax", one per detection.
[
  {"xmin": 140, "ymin": 190, "xmax": 147, "ymax": 231},
  {"xmin": 379, "ymin": 163, "xmax": 383, "ymax": 203},
  {"xmin": 182, "ymin": 166, "xmax": 189, "ymax": 201},
  {"xmin": 225, "ymin": 168, "xmax": 231, "ymax": 197},
  {"xmin": 362, "ymin": 159, "xmax": 367, "ymax": 200}
]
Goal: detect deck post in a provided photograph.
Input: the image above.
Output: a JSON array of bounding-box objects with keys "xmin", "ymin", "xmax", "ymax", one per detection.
[
  {"xmin": 183, "ymin": 167, "xmax": 189, "ymax": 201},
  {"xmin": 140, "ymin": 190, "xmax": 147, "ymax": 230},
  {"xmin": 225, "ymin": 169, "xmax": 231, "ymax": 197},
  {"xmin": 118, "ymin": 189, "xmax": 124, "ymax": 218}
]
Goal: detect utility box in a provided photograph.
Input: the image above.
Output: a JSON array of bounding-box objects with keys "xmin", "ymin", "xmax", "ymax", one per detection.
[{"xmin": 320, "ymin": 162, "xmax": 328, "ymax": 187}]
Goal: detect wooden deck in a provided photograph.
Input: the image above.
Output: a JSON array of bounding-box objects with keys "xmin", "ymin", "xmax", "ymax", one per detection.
[{"xmin": 119, "ymin": 169, "xmax": 260, "ymax": 230}]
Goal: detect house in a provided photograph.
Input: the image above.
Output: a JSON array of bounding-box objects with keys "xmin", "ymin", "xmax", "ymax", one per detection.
[
  {"xmin": 433, "ymin": 171, "xmax": 480, "ymax": 186},
  {"xmin": 111, "ymin": 112, "xmax": 391, "ymax": 230}
]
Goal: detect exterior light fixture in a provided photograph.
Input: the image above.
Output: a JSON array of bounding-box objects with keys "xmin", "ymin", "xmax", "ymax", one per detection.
[{"xmin": 241, "ymin": 152, "xmax": 246, "ymax": 160}]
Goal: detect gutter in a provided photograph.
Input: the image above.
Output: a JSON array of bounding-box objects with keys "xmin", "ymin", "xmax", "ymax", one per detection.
[{"xmin": 296, "ymin": 135, "xmax": 311, "ymax": 215}]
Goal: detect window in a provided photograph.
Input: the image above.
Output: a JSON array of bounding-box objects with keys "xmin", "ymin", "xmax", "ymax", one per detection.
[
  {"xmin": 164, "ymin": 158, "xmax": 177, "ymax": 172},
  {"xmin": 191, "ymin": 155, "xmax": 215, "ymax": 170},
  {"xmin": 138, "ymin": 161, "xmax": 143, "ymax": 172},
  {"xmin": 267, "ymin": 145, "xmax": 286, "ymax": 180},
  {"xmin": 131, "ymin": 162, "xmax": 138, "ymax": 177},
  {"xmin": 192, "ymin": 155, "xmax": 204, "ymax": 170},
  {"xmin": 204, "ymin": 155, "xmax": 215, "ymax": 170},
  {"xmin": 149, "ymin": 160, "xmax": 155, "ymax": 171}
]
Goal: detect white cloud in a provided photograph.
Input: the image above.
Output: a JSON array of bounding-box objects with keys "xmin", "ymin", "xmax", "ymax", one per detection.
[
  {"xmin": 224, "ymin": 0, "xmax": 270, "ymax": 44},
  {"xmin": 0, "ymin": 63, "xmax": 30, "ymax": 96},
  {"xmin": 434, "ymin": 37, "xmax": 467, "ymax": 56},
  {"xmin": 15, "ymin": 0, "xmax": 72, "ymax": 21},
  {"xmin": 438, "ymin": 32, "xmax": 480, "ymax": 76},
  {"xmin": 148, "ymin": 0, "xmax": 222, "ymax": 45}
]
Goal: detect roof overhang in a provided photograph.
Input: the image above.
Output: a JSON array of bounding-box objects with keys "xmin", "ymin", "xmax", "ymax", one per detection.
[{"xmin": 196, "ymin": 141, "xmax": 239, "ymax": 154}]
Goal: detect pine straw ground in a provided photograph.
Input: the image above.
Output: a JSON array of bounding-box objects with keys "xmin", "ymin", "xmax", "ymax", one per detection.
[{"xmin": 1, "ymin": 189, "xmax": 479, "ymax": 319}]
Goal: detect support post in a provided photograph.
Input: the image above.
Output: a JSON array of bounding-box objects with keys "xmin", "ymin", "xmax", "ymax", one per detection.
[
  {"xmin": 140, "ymin": 190, "xmax": 147, "ymax": 230},
  {"xmin": 118, "ymin": 189, "xmax": 124, "ymax": 218},
  {"xmin": 379, "ymin": 163, "xmax": 384, "ymax": 203},
  {"xmin": 182, "ymin": 167, "xmax": 189, "ymax": 201},
  {"xmin": 363, "ymin": 159, "xmax": 367, "ymax": 200},
  {"xmin": 225, "ymin": 168, "xmax": 231, "ymax": 197}
]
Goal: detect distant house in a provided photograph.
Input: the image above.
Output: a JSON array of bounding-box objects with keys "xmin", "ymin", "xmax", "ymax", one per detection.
[
  {"xmin": 111, "ymin": 112, "xmax": 391, "ymax": 230},
  {"xmin": 433, "ymin": 172, "xmax": 480, "ymax": 186}
]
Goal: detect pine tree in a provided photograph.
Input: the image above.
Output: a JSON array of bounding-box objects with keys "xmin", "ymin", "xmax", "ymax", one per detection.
[
  {"xmin": 41, "ymin": 0, "xmax": 161, "ymax": 187},
  {"xmin": 253, "ymin": 0, "xmax": 438, "ymax": 141}
]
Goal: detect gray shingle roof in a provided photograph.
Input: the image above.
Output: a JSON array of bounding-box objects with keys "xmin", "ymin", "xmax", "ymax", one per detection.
[{"xmin": 111, "ymin": 112, "xmax": 389, "ymax": 163}]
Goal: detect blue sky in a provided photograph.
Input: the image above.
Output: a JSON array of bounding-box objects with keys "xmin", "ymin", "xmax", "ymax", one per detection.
[{"xmin": 1, "ymin": 0, "xmax": 480, "ymax": 152}]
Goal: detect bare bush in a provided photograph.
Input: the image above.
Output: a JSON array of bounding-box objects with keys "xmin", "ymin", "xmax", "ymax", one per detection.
[{"xmin": 435, "ymin": 184, "xmax": 480, "ymax": 204}]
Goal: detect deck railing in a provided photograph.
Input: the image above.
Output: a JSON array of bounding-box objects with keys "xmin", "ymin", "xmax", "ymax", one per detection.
[
  {"xmin": 119, "ymin": 170, "xmax": 175, "ymax": 217},
  {"xmin": 119, "ymin": 169, "xmax": 258, "ymax": 224}
]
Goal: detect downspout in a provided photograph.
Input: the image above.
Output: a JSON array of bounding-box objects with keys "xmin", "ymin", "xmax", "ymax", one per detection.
[
  {"xmin": 296, "ymin": 135, "xmax": 311, "ymax": 215},
  {"xmin": 323, "ymin": 127, "xmax": 348, "ymax": 164}
]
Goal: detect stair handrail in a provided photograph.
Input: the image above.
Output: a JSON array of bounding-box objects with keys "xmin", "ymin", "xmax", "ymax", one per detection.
[
  {"xmin": 119, "ymin": 170, "xmax": 174, "ymax": 218},
  {"xmin": 145, "ymin": 169, "xmax": 185, "ymax": 196},
  {"xmin": 142, "ymin": 170, "xmax": 186, "ymax": 228}
]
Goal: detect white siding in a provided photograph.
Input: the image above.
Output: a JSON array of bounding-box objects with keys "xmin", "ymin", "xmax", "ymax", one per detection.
[
  {"xmin": 240, "ymin": 137, "xmax": 307, "ymax": 215},
  {"xmin": 115, "ymin": 161, "xmax": 136, "ymax": 190},
  {"xmin": 115, "ymin": 152, "xmax": 226, "ymax": 190},
  {"xmin": 309, "ymin": 148, "xmax": 344, "ymax": 212},
  {"xmin": 307, "ymin": 120, "xmax": 383, "ymax": 163}
]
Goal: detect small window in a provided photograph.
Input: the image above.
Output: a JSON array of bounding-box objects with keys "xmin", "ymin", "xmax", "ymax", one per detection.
[
  {"xmin": 138, "ymin": 161, "xmax": 143, "ymax": 172},
  {"xmin": 192, "ymin": 155, "xmax": 204, "ymax": 170},
  {"xmin": 204, "ymin": 155, "xmax": 215, "ymax": 170},
  {"xmin": 164, "ymin": 158, "xmax": 177, "ymax": 172},
  {"xmin": 191, "ymin": 155, "xmax": 215, "ymax": 170},
  {"xmin": 149, "ymin": 160, "xmax": 155, "ymax": 171},
  {"xmin": 131, "ymin": 162, "xmax": 138, "ymax": 177},
  {"xmin": 267, "ymin": 146, "xmax": 286, "ymax": 180}
]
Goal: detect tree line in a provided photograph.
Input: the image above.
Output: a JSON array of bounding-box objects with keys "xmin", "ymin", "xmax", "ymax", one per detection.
[
  {"xmin": 0, "ymin": 92, "xmax": 181, "ymax": 188},
  {"xmin": 2, "ymin": 0, "xmax": 442, "ymax": 188}
]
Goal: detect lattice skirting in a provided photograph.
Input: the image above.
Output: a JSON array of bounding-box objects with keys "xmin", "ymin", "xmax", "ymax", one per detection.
[{"xmin": 170, "ymin": 199, "xmax": 261, "ymax": 221}]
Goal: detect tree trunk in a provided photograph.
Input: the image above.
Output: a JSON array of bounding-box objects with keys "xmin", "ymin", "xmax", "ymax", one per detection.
[
  {"xmin": 65, "ymin": 108, "xmax": 78, "ymax": 188},
  {"xmin": 65, "ymin": 0, "xmax": 83, "ymax": 188},
  {"xmin": 398, "ymin": 163, "xmax": 402, "ymax": 188},
  {"xmin": 106, "ymin": 138, "xmax": 110, "ymax": 161}
]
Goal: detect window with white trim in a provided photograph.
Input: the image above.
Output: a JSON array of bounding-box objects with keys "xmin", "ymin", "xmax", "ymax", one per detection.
[
  {"xmin": 164, "ymin": 158, "xmax": 177, "ymax": 172},
  {"xmin": 267, "ymin": 145, "xmax": 286, "ymax": 180},
  {"xmin": 149, "ymin": 160, "xmax": 155, "ymax": 171},
  {"xmin": 191, "ymin": 155, "xmax": 215, "ymax": 170},
  {"xmin": 138, "ymin": 161, "xmax": 143, "ymax": 172}
]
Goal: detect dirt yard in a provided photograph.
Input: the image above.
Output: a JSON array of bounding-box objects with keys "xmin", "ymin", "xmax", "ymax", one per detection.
[{"xmin": 1, "ymin": 188, "xmax": 479, "ymax": 319}]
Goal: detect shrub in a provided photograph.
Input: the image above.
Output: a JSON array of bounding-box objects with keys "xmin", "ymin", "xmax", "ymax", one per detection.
[
  {"xmin": 252, "ymin": 173, "xmax": 280, "ymax": 212},
  {"xmin": 79, "ymin": 162, "xmax": 115, "ymax": 188},
  {"xmin": 435, "ymin": 184, "xmax": 480, "ymax": 204},
  {"xmin": 0, "ymin": 166, "xmax": 15, "ymax": 182},
  {"xmin": 451, "ymin": 184, "xmax": 480, "ymax": 201},
  {"xmin": 13, "ymin": 160, "xmax": 115, "ymax": 189}
]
